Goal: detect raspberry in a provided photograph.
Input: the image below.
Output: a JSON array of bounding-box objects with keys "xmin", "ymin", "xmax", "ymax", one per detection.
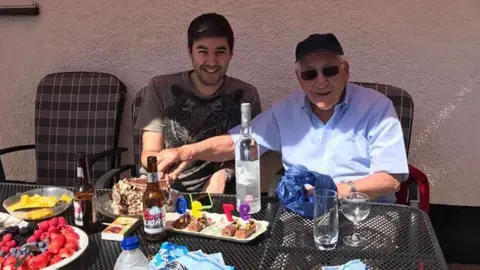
[
  {"xmin": 2, "ymin": 234, "xmax": 12, "ymax": 243},
  {"xmin": 47, "ymin": 226, "xmax": 57, "ymax": 233},
  {"xmin": 38, "ymin": 221, "xmax": 49, "ymax": 232},
  {"xmin": 57, "ymin": 217, "xmax": 67, "ymax": 226},
  {"xmin": 48, "ymin": 217, "xmax": 59, "ymax": 227},
  {"xmin": 33, "ymin": 230, "xmax": 43, "ymax": 239},
  {"xmin": 27, "ymin": 236, "xmax": 37, "ymax": 243}
]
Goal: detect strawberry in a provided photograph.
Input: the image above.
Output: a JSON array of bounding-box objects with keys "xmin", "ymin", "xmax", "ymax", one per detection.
[
  {"xmin": 2, "ymin": 265, "xmax": 14, "ymax": 270},
  {"xmin": 30, "ymin": 254, "xmax": 48, "ymax": 269},
  {"xmin": 47, "ymin": 242, "xmax": 62, "ymax": 254},
  {"xmin": 47, "ymin": 226, "xmax": 57, "ymax": 233},
  {"xmin": 33, "ymin": 230, "xmax": 43, "ymax": 238},
  {"xmin": 48, "ymin": 217, "xmax": 59, "ymax": 227},
  {"xmin": 50, "ymin": 235, "xmax": 66, "ymax": 248},
  {"xmin": 4, "ymin": 256, "xmax": 16, "ymax": 266},
  {"xmin": 64, "ymin": 241, "xmax": 78, "ymax": 251},
  {"xmin": 1, "ymin": 234, "xmax": 11, "ymax": 243},
  {"xmin": 58, "ymin": 248, "xmax": 74, "ymax": 258},
  {"xmin": 0, "ymin": 257, "xmax": 5, "ymax": 266},
  {"xmin": 27, "ymin": 236, "xmax": 38, "ymax": 243},
  {"xmin": 38, "ymin": 221, "xmax": 49, "ymax": 232},
  {"xmin": 57, "ymin": 217, "xmax": 67, "ymax": 226},
  {"xmin": 49, "ymin": 255, "xmax": 63, "ymax": 265},
  {"xmin": 0, "ymin": 242, "xmax": 4, "ymax": 248},
  {"xmin": 64, "ymin": 231, "xmax": 79, "ymax": 242}
]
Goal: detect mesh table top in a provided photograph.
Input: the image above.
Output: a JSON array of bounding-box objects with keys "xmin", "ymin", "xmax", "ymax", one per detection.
[{"xmin": 0, "ymin": 183, "xmax": 447, "ymax": 270}]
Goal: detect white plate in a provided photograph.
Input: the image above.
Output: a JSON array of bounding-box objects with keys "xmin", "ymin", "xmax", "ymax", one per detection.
[
  {"xmin": 165, "ymin": 212, "xmax": 269, "ymax": 243},
  {"xmin": 42, "ymin": 226, "xmax": 89, "ymax": 270},
  {"xmin": 0, "ymin": 212, "xmax": 28, "ymax": 230},
  {"xmin": 0, "ymin": 213, "xmax": 89, "ymax": 269}
]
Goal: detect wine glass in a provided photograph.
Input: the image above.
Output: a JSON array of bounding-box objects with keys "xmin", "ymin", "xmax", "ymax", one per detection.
[{"xmin": 341, "ymin": 192, "xmax": 371, "ymax": 247}]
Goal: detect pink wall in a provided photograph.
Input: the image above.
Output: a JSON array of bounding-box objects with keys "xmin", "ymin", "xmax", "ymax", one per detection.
[{"xmin": 1, "ymin": 0, "xmax": 479, "ymax": 206}]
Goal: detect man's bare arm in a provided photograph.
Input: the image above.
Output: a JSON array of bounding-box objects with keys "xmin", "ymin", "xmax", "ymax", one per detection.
[
  {"xmin": 336, "ymin": 172, "xmax": 402, "ymax": 199},
  {"xmin": 141, "ymin": 131, "xmax": 165, "ymax": 168},
  {"xmin": 178, "ymin": 134, "xmax": 236, "ymax": 163}
]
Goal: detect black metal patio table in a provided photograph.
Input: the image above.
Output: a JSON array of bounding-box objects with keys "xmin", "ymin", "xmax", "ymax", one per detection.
[{"xmin": 0, "ymin": 183, "xmax": 447, "ymax": 269}]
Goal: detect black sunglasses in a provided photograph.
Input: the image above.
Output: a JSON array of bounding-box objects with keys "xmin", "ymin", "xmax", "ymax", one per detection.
[{"xmin": 300, "ymin": 66, "xmax": 340, "ymax": 80}]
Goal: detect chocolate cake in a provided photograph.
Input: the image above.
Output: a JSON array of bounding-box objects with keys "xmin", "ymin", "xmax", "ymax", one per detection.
[
  {"xmin": 111, "ymin": 178, "xmax": 176, "ymax": 216},
  {"xmin": 111, "ymin": 178, "xmax": 146, "ymax": 216}
]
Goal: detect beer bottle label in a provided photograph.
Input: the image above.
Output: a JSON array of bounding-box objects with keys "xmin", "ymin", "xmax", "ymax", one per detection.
[
  {"xmin": 73, "ymin": 196, "xmax": 97, "ymax": 226},
  {"xmin": 143, "ymin": 205, "xmax": 165, "ymax": 234}
]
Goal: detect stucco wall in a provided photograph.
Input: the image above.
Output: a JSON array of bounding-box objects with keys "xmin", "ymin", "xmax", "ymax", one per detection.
[{"xmin": 1, "ymin": 0, "xmax": 479, "ymax": 206}]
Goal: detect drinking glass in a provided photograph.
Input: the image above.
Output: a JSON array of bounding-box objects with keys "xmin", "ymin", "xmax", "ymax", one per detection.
[
  {"xmin": 313, "ymin": 189, "xmax": 339, "ymax": 250},
  {"xmin": 341, "ymin": 192, "xmax": 371, "ymax": 247}
]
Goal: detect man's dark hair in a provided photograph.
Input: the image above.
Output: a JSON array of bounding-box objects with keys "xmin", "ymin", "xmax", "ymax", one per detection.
[{"xmin": 187, "ymin": 13, "xmax": 234, "ymax": 53}]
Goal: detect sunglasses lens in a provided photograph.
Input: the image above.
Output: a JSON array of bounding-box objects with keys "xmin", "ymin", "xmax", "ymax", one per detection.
[
  {"xmin": 300, "ymin": 70, "xmax": 318, "ymax": 80},
  {"xmin": 322, "ymin": 66, "xmax": 340, "ymax": 77}
]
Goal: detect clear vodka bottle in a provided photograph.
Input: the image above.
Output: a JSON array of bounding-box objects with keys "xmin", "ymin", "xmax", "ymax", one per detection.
[{"xmin": 235, "ymin": 103, "xmax": 261, "ymax": 214}]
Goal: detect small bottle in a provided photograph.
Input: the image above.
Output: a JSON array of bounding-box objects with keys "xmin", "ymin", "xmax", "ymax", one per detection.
[
  {"xmin": 142, "ymin": 156, "xmax": 167, "ymax": 242},
  {"xmin": 73, "ymin": 152, "xmax": 98, "ymax": 231},
  {"xmin": 235, "ymin": 103, "xmax": 261, "ymax": 214},
  {"xmin": 114, "ymin": 236, "xmax": 149, "ymax": 270}
]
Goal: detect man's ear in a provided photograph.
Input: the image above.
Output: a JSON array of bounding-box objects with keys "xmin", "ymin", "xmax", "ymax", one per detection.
[
  {"xmin": 187, "ymin": 46, "xmax": 193, "ymax": 60},
  {"xmin": 343, "ymin": 60, "xmax": 350, "ymax": 79}
]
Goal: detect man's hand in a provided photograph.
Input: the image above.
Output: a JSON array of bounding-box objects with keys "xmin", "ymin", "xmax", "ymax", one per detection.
[
  {"xmin": 335, "ymin": 183, "xmax": 352, "ymax": 200},
  {"xmin": 155, "ymin": 148, "xmax": 190, "ymax": 184},
  {"xmin": 203, "ymin": 169, "xmax": 228, "ymax": 194}
]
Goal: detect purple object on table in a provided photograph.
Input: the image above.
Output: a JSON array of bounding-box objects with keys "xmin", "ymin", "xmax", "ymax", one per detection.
[{"xmin": 239, "ymin": 203, "xmax": 250, "ymax": 220}]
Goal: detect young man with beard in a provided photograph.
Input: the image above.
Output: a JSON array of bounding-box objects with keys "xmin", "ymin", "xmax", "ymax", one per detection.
[{"xmin": 134, "ymin": 13, "xmax": 261, "ymax": 194}]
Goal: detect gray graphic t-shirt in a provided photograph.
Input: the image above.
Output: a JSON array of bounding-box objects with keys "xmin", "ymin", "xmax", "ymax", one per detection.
[{"xmin": 134, "ymin": 70, "xmax": 261, "ymax": 192}]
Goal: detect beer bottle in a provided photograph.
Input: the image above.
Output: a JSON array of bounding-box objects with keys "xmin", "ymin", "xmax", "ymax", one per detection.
[
  {"xmin": 73, "ymin": 152, "xmax": 98, "ymax": 231},
  {"xmin": 142, "ymin": 156, "xmax": 167, "ymax": 241}
]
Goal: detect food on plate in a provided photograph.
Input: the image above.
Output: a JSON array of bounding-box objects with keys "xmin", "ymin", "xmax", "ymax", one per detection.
[
  {"xmin": 101, "ymin": 216, "xmax": 140, "ymax": 241},
  {"xmin": 0, "ymin": 216, "xmax": 80, "ymax": 269},
  {"xmin": 171, "ymin": 213, "xmax": 192, "ymax": 230},
  {"xmin": 187, "ymin": 213, "xmax": 211, "ymax": 232},
  {"xmin": 221, "ymin": 220, "xmax": 240, "ymax": 237},
  {"xmin": 234, "ymin": 220, "xmax": 257, "ymax": 239},
  {"xmin": 7, "ymin": 194, "xmax": 72, "ymax": 212},
  {"xmin": 112, "ymin": 178, "xmax": 173, "ymax": 216}
]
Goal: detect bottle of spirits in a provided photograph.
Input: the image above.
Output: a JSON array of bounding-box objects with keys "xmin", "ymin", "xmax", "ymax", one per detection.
[
  {"xmin": 235, "ymin": 103, "xmax": 261, "ymax": 214},
  {"xmin": 142, "ymin": 156, "xmax": 167, "ymax": 242},
  {"xmin": 73, "ymin": 152, "xmax": 98, "ymax": 231}
]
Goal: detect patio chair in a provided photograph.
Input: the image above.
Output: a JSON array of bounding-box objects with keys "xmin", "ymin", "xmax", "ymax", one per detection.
[
  {"xmin": 351, "ymin": 82, "xmax": 430, "ymax": 213},
  {"xmin": 0, "ymin": 72, "xmax": 128, "ymax": 188}
]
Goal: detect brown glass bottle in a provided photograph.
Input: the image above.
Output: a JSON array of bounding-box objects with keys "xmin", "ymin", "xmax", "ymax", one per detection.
[
  {"xmin": 73, "ymin": 152, "xmax": 98, "ymax": 232},
  {"xmin": 142, "ymin": 156, "xmax": 167, "ymax": 242}
]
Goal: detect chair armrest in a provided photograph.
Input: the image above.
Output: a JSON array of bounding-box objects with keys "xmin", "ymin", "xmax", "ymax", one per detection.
[
  {"xmin": 95, "ymin": 164, "xmax": 137, "ymax": 188},
  {"xmin": 0, "ymin": 144, "xmax": 35, "ymax": 183},
  {"xmin": 408, "ymin": 164, "xmax": 430, "ymax": 213},
  {"xmin": 88, "ymin": 147, "xmax": 128, "ymax": 168},
  {"xmin": 0, "ymin": 144, "xmax": 35, "ymax": 156}
]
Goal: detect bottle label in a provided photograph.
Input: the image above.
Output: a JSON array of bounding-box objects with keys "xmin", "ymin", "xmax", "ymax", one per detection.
[
  {"xmin": 143, "ymin": 205, "xmax": 165, "ymax": 234},
  {"xmin": 74, "ymin": 196, "xmax": 97, "ymax": 226}
]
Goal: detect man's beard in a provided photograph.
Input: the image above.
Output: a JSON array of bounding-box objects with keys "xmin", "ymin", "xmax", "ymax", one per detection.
[{"xmin": 194, "ymin": 65, "xmax": 225, "ymax": 86}]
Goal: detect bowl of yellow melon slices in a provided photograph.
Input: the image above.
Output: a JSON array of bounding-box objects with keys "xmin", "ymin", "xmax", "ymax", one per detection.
[{"xmin": 3, "ymin": 187, "xmax": 73, "ymax": 220}]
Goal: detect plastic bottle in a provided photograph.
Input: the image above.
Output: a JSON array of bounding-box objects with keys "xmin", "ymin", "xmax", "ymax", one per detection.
[{"xmin": 114, "ymin": 236, "xmax": 150, "ymax": 270}]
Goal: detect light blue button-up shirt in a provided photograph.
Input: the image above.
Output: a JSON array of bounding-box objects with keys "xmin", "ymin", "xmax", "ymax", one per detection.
[{"xmin": 229, "ymin": 82, "xmax": 409, "ymax": 203}]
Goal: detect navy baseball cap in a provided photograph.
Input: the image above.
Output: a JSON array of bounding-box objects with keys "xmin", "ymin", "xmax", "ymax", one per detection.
[{"xmin": 295, "ymin": 33, "xmax": 344, "ymax": 62}]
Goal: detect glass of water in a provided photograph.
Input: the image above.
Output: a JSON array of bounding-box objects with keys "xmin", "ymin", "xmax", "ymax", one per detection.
[
  {"xmin": 341, "ymin": 192, "xmax": 371, "ymax": 247},
  {"xmin": 313, "ymin": 189, "xmax": 338, "ymax": 250}
]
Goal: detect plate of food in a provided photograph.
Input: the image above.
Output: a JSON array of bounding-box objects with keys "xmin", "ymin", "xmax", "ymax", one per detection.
[
  {"xmin": 165, "ymin": 212, "xmax": 269, "ymax": 243},
  {"xmin": 97, "ymin": 178, "xmax": 179, "ymax": 219},
  {"xmin": 0, "ymin": 215, "xmax": 88, "ymax": 269},
  {"xmin": 2, "ymin": 187, "xmax": 73, "ymax": 221}
]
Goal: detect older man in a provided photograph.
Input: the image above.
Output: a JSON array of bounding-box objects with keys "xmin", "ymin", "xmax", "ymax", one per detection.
[{"xmin": 156, "ymin": 33, "xmax": 409, "ymax": 202}]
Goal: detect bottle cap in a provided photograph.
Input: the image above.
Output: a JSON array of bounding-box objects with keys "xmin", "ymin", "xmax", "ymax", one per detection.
[
  {"xmin": 121, "ymin": 236, "xmax": 140, "ymax": 250},
  {"xmin": 175, "ymin": 197, "xmax": 187, "ymax": 214}
]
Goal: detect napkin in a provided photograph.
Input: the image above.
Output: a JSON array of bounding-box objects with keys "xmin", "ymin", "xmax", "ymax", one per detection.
[
  {"xmin": 276, "ymin": 165, "xmax": 337, "ymax": 219},
  {"xmin": 322, "ymin": 259, "xmax": 367, "ymax": 270},
  {"xmin": 168, "ymin": 250, "xmax": 234, "ymax": 270}
]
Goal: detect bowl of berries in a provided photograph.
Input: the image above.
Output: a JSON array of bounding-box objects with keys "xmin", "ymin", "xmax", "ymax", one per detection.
[{"xmin": 0, "ymin": 214, "xmax": 88, "ymax": 269}]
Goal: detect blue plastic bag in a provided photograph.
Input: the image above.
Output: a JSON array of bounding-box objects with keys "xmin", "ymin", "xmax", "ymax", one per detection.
[{"xmin": 276, "ymin": 165, "xmax": 337, "ymax": 219}]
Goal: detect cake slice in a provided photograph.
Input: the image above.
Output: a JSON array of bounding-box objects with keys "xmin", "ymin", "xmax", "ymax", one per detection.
[
  {"xmin": 234, "ymin": 220, "xmax": 257, "ymax": 239},
  {"xmin": 221, "ymin": 220, "xmax": 240, "ymax": 237}
]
